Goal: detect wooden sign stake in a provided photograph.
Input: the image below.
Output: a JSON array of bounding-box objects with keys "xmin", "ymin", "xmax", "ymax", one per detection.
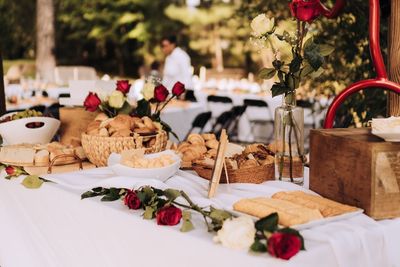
[{"xmin": 208, "ymin": 129, "xmax": 228, "ymax": 198}]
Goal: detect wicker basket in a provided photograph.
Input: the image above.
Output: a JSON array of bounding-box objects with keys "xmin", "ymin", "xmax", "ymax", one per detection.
[
  {"xmin": 193, "ymin": 163, "xmax": 275, "ymax": 184},
  {"xmin": 81, "ymin": 131, "xmax": 168, "ymax": 166}
]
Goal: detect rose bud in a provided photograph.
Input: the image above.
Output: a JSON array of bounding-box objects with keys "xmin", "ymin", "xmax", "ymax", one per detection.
[
  {"xmin": 154, "ymin": 84, "xmax": 169, "ymax": 102},
  {"xmin": 289, "ymin": 0, "xmax": 323, "ymax": 22},
  {"xmin": 267, "ymin": 232, "xmax": 302, "ymax": 260},
  {"xmin": 84, "ymin": 92, "xmax": 101, "ymax": 112},
  {"xmin": 171, "ymin": 82, "xmax": 186, "ymax": 97},
  {"xmin": 108, "ymin": 90, "xmax": 125, "ymax": 109},
  {"xmin": 5, "ymin": 166, "xmax": 24, "ymax": 177},
  {"xmin": 156, "ymin": 205, "xmax": 182, "ymax": 226},
  {"xmin": 124, "ymin": 190, "xmax": 141, "ymax": 210},
  {"xmin": 116, "ymin": 80, "xmax": 131, "ymax": 95}
]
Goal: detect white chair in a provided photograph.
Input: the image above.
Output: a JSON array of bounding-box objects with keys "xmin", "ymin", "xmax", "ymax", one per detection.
[{"xmin": 54, "ymin": 66, "xmax": 97, "ymax": 85}]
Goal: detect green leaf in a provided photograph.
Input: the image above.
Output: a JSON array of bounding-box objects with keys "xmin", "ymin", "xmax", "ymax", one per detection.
[
  {"xmin": 271, "ymin": 83, "xmax": 290, "ymax": 97},
  {"xmin": 250, "ymin": 239, "xmax": 267, "ymax": 253},
  {"xmin": 21, "ymin": 175, "xmax": 43, "ymax": 189},
  {"xmin": 255, "ymin": 212, "xmax": 278, "ymax": 232},
  {"xmin": 258, "ymin": 68, "xmax": 276, "ymax": 80},
  {"xmin": 118, "ymin": 101, "xmax": 133, "ymax": 115},
  {"xmin": 164, "ymin": 188, "xmax": 181, "ymax": 201},
  {"xmin": 304, "ymin": 42, "xmax": 324, "ymax": 70},
  {"xmin": 303, "ymin": 37, "xmax": 314, "ymax": 50},
  {"xmin": 300, "ymin": 63, "xmax": 314, "ymax": 78},
  {"xmin": 100, "ymin": 188, "xmax": 122, "ymax": 201},
  {"xmin": 143, "ymin": 206, "xmax": 155, "ymax": 220},
  {"xmin": 180, "ymin": 212, "xmax": 194, "ymax": 233},
  {"xmin": 289, "ymin": 52, "xmax": 302, "ymax": 74},
  {"xmin": 310, "ymin": 67, "xmax": 325, "ymax": 79},
  {"xmin": 318, "ymin": 44, "xmax": 335, "ymax": 56},
  {"xmin": 134, "ymin": 99, "xmax": 151, "ymax": 117},
  {"xmin": 209, "ymin": 209, "xmax": 232, "ymax": 222},
  {"xmin": 278, "ymin": 227, "xmax": 305, "ymax": 250}
]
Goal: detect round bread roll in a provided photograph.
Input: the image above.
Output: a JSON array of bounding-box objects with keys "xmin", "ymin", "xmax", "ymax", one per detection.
[
  {"xmin": 239, "ymin": 159, "xmax": 258, "ymax": 169},
  {"xmin": 34, "ymin": 149, "xmax": 49, "ymax": 166},
  {"xmin": 205, "ymin": 139, "xmax": 219, "ymax": 149},
  {"xmin": 111, "ymin": 129, "xmax": 131, "ymax": 137},
  {"xmin": 182, "ymin": 148, "xmax": 203, "ymax": 162},
  {"xmin": 187, "ymin": 133, "xmax": 205, "ymax": 145},
  {"xmin": 142, "ymin": 116, "xmax": 156, "ymax": 131},
  {"xmin": 261, "ymin": 155, "xmax": 275, "ymax": 165},
  {"xmin": 109, "ymin": 114, "xmax": 132, "ymax": 130},
  {"xmin": 201, "ymin": 133, "xmax": 216, "ymax": 140},
  {"xmin": 177, "ymin": 142, "xmax": 191, "ymax": 152},
  {"xmin": 94, "ymin": 113, "xmax": 109, "ymax": 122},
  {"xmin": 192, "ymin": 145, "xmax": 207, "ymax": 154},
  {"xmin": 86, "ymin": 121, "xmax": 101, "ymax": 135},
  {"xmin": 205, "ymin": 148, "xmax": 218, "ymax": 158}
]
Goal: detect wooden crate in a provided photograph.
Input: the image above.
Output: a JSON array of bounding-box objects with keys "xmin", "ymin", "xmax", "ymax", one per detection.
[
  {"xmin": 310, "ymin": 128, "xmax": 400, "ymax": 219},
  {"xmin": 59, "ymin": 107, "xmax": 98, "ymax": 145}
]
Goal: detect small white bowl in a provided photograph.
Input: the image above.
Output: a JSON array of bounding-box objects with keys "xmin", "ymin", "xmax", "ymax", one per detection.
[
  {"xmin": 107, "ymin": 150, "xmax": 181, "ymax": 181},
  {"xmin": 371, "ymin": 130, "xmax": 400, "ymax": 142},
  {"xmin": 0, "ymin": 113, "xmax": 60, "ymax": 145}
]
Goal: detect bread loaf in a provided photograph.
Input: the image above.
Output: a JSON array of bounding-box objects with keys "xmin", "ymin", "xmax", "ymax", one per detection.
[
  {"xmin": 233, "ymin": 197, "xmax": 323, "ymax": 226},
  {"xmin": 272, "ymin": 191, "xmax": 358, "ymax": 217}
]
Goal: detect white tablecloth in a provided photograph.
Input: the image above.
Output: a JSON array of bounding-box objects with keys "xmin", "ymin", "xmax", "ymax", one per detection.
[{"xmin": 0, "ymin": 168, "xmax": 399, "ymax": 267}]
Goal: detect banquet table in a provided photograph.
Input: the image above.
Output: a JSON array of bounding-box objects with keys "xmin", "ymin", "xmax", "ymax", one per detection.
[{"xmin": 1, "ymin": 167, "xmax": 400, "ymax": 267}]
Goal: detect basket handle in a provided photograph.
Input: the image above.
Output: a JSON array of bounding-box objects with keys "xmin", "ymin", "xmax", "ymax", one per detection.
[{"xmin": 47, "ymin": 153, "xmax": 83, "ymax": 174}]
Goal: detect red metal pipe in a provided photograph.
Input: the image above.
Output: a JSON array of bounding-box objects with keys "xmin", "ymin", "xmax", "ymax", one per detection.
[
  {"xmin": 323, "ymin": 79, "xmax": 400, "ymax": 128},
  {"xmin": 323, "ymin": 0, "xmax": 400, "ymax": 128}
]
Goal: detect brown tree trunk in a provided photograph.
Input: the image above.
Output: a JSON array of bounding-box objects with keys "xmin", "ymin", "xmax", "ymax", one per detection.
[
  {"xmin": 0, "ymin": 51, "xmax": 5, "ymax": 115},
  {"xmin": 388, "ymin": 0, "xmax": 400, "ymax": 116},
  {"xmin": 36, "ymin": 0, "xmax": 56, "ymax": 82}
]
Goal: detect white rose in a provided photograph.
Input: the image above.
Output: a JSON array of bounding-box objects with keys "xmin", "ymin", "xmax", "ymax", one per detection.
[
  {"xmin": 213, "ymin": 216, "xmax": 256, "ymax": 250},
  {"xmin": 142, "ymin": 82, "xmax": 155, "ymax": 101},
  {"xmin": 108, "ymin": 90, "xmax": 125, "ymax": 109},
  {"xmin": 251, "ymin": 14, "xmax": 274, "ymax": 37}
]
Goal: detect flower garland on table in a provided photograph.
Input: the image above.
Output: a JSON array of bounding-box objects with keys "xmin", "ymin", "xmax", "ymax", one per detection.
[
  {"xmin": 83, "ymin": 80, "xmax": 186, "ymax": 139},
  {"xmin": 82, "ymin": 186, "xmax": 305, "ymax": 260},
  {"xmin": 1, "ymin": 164, "xmax": 49, "ymax": 188}
]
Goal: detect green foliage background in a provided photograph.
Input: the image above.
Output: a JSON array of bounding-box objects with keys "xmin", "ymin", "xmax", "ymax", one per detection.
[{"xmin": 0, "ymin": 0, "xmax": 392, "ymax": 126}]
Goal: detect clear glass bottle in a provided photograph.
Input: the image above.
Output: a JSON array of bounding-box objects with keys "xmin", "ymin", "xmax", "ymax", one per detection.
[{"xmin": 274, "ymin": 91, "xmax": 305, "ymax": 185}]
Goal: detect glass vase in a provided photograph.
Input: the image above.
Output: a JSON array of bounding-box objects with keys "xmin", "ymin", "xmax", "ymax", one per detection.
[{"xmin": 274, "ymin": 91, "xmax": 305, "ymax": 185}]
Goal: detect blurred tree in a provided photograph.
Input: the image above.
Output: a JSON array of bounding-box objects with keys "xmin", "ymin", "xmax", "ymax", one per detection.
[
  {"xmin": 0, "ymin": 0, "xmax": 35, "ymax": 59},
  {"xmin": 54, "ymin": 0, "xmax": 183, "ymax": 77},
  {"xmin": 165, "ymin": 0, "xmax": 248, "ymax": 71},
  {"xmin": 36, "ymin": 0, "xmax": 56, "ymax": 81}
]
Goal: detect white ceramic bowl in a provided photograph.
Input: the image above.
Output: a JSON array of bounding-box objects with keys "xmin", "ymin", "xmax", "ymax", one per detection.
[
  {"xmin": 107, "ymin": 150, "xmax": 181, "ymax": 181},
  {"xmin": 371, "ymin": 130, "xmax": 400, "ymax": 142},
  {"xmin": 0, "ymin": 113, "xmax": 60, "ymax": 145}
]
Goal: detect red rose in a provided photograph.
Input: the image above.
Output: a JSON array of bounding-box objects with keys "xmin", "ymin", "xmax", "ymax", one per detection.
[
  {"xmin": 154, "ymin": 84, "xmax": 169, "ymax": 102},
  {"xmin": 156, "ymin": 205, "xmax": 182, "ymax": 226},
  {"xmin": 5, "ymin": 166, "xmax": 16, "ymax": 176},
  {"xmin": 124, "ymin": 190, "xmax": 141, "ymax": 210},
  {"xmin": 172, "ymin": 82, "xmax": 186, "ymax": 97},
  {"xmin": 289, "ymin": 0, "xmax": 323, "ymax": 22},
  {"xmin": 116, "ymin": 80, "xmax": 131, "ymax": 95},
  {"xmin": 267, "ymin": 232, "xmax": 302, "ymax": 260},
  {"xmin": 83, "ymin": 92, "xmax": 101, "ymax": 112}
]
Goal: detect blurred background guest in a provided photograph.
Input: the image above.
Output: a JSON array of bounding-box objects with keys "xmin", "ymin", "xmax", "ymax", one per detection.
[{"xmin": 161, "ymin": 35, "xmax": 193, "ymax": 91}]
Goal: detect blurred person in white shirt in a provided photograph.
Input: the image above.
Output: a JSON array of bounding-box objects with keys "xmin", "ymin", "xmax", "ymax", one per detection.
[{"xmin": 161, "ymin": 35, "xmax": 193, "ymax": 91}]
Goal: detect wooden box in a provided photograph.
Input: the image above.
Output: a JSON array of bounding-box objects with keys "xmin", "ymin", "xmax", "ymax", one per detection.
[
  {"xmin": 59, "ymin": 107, "xmax": 98, "ymax": 145},
  {"xmin": 310, "ymin": 128, "xmax": 400, "ymax": 219}
]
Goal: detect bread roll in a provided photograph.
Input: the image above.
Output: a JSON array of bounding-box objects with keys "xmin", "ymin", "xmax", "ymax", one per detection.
[
  {"xmin": 187, "ymin": 133, "xmax": 205, "ymax": 145},
  {"xmin": 271, "ymin": 191, "xmax": 358, "ymax": 217},
  {"xmin": 87, "ymin": 121, "xmax": 101, "ymax": 135},
  {"xmin": 205, "ymin": 139, "xmax": 219, "ymax": 149},
  {"xmin": 201, "ymin": 133, "xmax": 216, "ymax": 140},
  {"xmin": 233, "ymin": 197, "xmax": 323, "ymax": 227},
  {"xmin": 94, "ymin": 113, "xmax": 109, "ymax": 122},
  {"xmin": 182, "ymin": 148, "xmax": 203, "ymax": 162},
  {"xmin": 108, "ymin": 114, "xmax": 132, "ymax": 130},
  {"xmin": 34, "ymin": 149, "xmax": 49, "ymax": 165},
  {"xmin": 205, "ymin": 148, "xmax": 218, "ymax": 159},
  {"xmin": 111, "ymin": 129, "xmax": 131, "ymax": 137},
  {"xmin": 192, "ymin": 145, "xmax": 207, "ymax": 154},
  {"xmin": 142, "ymin": 116, "xmax": 156, "ymax": 130},
  {"xmin": 239, "ymin": 159, "xmax": 258, "ymax": 169},
  {"xmin": 98, "ymin": 128, "xmax": 109, "ymax": 137}
]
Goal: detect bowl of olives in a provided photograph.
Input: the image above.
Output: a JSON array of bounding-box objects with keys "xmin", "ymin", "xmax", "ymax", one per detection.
[{"xmin": 0, "ymin": 110, "xmax": 60, "ymax": 145}]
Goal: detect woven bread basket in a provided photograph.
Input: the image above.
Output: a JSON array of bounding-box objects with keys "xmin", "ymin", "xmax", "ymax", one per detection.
[
  {"xmin": 81, "ymin": 131, "xmax": 168, "ymax": 166},
  {"xmin": 193, "ymin": 163, "xmax": 275, "ymax": 184}
]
